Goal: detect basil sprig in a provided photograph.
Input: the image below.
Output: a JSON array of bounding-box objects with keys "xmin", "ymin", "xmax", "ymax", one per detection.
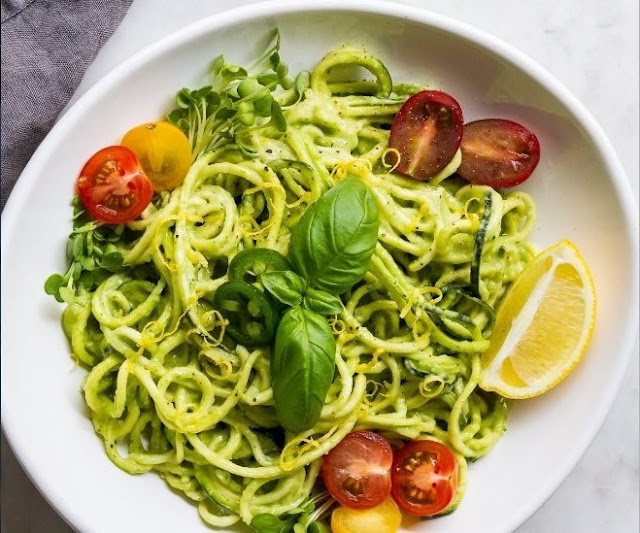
[{"xmin": 265, "ymin": 176, "xmax": 379, "ymax": 433}]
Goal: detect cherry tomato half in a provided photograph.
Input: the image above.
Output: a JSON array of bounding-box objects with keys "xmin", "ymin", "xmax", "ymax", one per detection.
[
  {"xmin": 322, "ymin": 431, "xmax": 393, "ymax": 510},
  {"xmin": 77, "ymin": 146, "xmax": 153, "ymax": 224},
  {"xmin": 389, "ymin": 90, "xmax": 464, "ymax": 180},
  {"xmin": 121, "ymin": 121, "xmax": 192, "ymax": 191},
  {"xmin": 457, "ymin": 118, "xmax": 540, "ymax": 188},
  {"xmin": 391, "ymin": 439, "xmax": 458, "ymax": 517},
  {"xmin": 331, "ymin": 496, "xmax": 402, "ymax": 533}
]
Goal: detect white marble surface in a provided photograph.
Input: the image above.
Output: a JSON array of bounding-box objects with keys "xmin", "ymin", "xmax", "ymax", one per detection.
[{"xmin": 2, "ymin": 0, "xmax": 638, "ymax": 531}]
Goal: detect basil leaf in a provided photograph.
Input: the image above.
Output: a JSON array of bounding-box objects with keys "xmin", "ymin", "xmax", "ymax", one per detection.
[
  {"xmin": 261, "ymin": 271, "xmax": 306, "ymax": 307},
  {"xmin": 288, "ymin": 176, "xmax": 379, "ymax": 294},
  {"xmin": 303, "ymin": 288, "xmax": 342, "ymax": 315},
  {"xmin": 250, "ymin": 513, "xmax": 294, "ymax": 533},
  {"xmin": 272, "ymin": 307, "xmax": 336, "ymax": 433}
]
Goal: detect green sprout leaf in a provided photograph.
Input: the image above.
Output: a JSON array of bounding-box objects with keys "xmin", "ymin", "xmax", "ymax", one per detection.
[
  {"xmin": 250, "ymin": 513, "xmax": 294, "ymax": 533},
  {"xmin": 308, "ymin": 521, "xmax": 330, "ymax": 533},
  {"xmin": 101, "ymin": 252, "xmax": 124, "ymax": 273},
  {"xmin": 44, "ymin": 274, "xmax": 65, "ymax": 298},
  {"xmin": 270, "ymin": 101, "xmax": 287, "ymax": 132},
  {"xmin": 210, "ymin": 54, "xmax": 226, "ymax": 77},
  {"xmin": 254, "ymin": 94, "xmax": 274, "ymax": 117},
  {"xmin": 269, "ymin": 52, "xmax": 281, "ymax": 70},
  {"xmin": 294, "ymin": 71, "xmax": 310, "ymax": 98}
]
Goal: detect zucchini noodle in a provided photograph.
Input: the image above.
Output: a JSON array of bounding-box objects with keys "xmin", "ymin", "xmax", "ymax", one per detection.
[{"xmin": 59, "ymin": 43, "xmax": 536, "ymax": 529}]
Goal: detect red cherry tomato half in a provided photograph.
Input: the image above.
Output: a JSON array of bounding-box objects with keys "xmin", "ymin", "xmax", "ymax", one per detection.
[
  {"xmin": 391, "ymin": 440, "xmax": 458, "ymax": 517},
  {"xmin": 322, "ymin": 431, "xmax": 393, "ymax": 510},
  {"xmin": 458, "ymin": 118, "xmax": 540, "ymax": 188},
  {"xmin": 77, "ymin": 146, "xmax": 154, "ymax": 224},
  {"xmin": 389, "ymin": 90, "xmax": 464, "ymax": 180}
]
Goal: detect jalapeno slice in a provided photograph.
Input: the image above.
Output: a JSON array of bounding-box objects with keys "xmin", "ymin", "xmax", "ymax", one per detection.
[
  {"xmin": 228, "ymin": 248, "xmax": 291, "ymax": 284},
  {"xmin": 213, "ymin": 281, "xmax": 278, "ymax": 347}
]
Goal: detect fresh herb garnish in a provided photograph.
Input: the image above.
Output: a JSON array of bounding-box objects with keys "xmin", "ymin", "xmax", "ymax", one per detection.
[
  {"xmin": 261, "ymin": 270, "xmax": 307, "ymax": 308},
  {"xmin": 218, "ymin": 177, "xmax": 379, "ymax": 433},
  {"xmin": 44, "ymin": 196, "xmax": 126, "ymax": 302},
  {"xmin": 250, "ymin": 512, "xmax": 330, "ymax": 533},
  {"xmin": 259, "ymin": 176, "xmax": 379, "ymax": 433},
  {"xmin": 250, "ymin": 513, "xmax": 295, "ymax": 533},
  {"xmin": 167, "ymin": 29, "xmax": 310, "ymax": 160}
]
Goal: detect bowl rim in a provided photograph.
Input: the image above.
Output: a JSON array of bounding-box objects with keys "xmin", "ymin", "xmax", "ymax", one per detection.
[{"xmin": 2, "ymin": 1, "xmax": 638, "ymax": 532}]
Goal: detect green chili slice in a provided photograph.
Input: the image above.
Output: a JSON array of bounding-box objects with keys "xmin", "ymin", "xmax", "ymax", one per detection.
[
  {"xmin": 228, "ymin": 248, "xmax": 292, "ymax": 284},
  {"xmin": 213, "ymin": 281, "xmax": 279, "ymax": 346}
]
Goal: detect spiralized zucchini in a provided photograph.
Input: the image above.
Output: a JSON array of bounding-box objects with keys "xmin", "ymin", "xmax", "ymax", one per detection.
[{"xmin": 60, "ymin": 42, "xmax": 536, "ymax": 529}]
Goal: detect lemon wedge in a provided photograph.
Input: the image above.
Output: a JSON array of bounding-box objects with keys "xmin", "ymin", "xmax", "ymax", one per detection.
[{"xmin": 480, "ymin": 240, "xmax": 596, "ymax": 399}]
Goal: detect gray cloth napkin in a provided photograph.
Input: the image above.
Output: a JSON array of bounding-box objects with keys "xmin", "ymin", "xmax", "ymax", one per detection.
[{"xmin": 1, "ymin": 0, "xmax": 133, "ymax": 210}]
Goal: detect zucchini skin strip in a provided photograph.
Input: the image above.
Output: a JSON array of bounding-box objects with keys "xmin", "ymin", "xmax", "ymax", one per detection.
[{"xmin": 471, "ymin": 192, "xmax": 493, "ymax": 298}]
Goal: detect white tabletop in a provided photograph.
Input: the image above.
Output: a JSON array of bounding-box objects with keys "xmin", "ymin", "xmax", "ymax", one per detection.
[{"xmin": 2, "ymin": 1, "xmax": 638, "ymax": 531}]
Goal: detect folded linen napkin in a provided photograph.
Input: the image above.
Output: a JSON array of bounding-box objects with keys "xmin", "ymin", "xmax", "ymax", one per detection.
[{"xmin": 1, "ymin": 0, "xmax": 133, "ymax": 209}]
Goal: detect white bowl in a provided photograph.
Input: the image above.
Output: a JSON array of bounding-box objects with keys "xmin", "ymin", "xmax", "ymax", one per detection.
[{"xmin": 2, "ymin": 1, "xmax": 638, "ymax": 532}]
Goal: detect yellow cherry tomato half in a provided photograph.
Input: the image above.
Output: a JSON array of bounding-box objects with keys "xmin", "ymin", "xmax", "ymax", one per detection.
[
  {"xmin": 121, "ymin": 121, "xmax": 191, "ymax": 191},
  {"xmin": 331, "ymin": 496, "xmax": 402, "ymax": 533}
]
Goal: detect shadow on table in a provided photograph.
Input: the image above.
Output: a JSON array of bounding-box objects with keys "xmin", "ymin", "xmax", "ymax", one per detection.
[{"xmin": 1, "ymin": 433, "xmax": 72, "ymax": 532}]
